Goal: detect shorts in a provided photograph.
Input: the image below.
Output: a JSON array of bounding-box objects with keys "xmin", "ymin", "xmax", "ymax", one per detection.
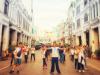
[{"xmin": 14, "ymin": 59, "xmax": 21, "ymax": 65}]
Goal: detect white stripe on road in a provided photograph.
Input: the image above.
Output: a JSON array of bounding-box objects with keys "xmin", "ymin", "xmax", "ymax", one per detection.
[{"xmin": 0, "ymin": 65, "xmax": 10, "ymax": 71}]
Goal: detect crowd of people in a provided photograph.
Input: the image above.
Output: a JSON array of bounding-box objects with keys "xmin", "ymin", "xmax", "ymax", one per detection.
[
  {"xmin": 8, "ymin": 41, "xmax": 92, "ymax": 74},
  {"xmin": 9, "ymin": 42, "xmax": 36, "ymax": 74},
  {"xmin": 8, "ymin": 42, "xmax": 67, "ymax": 74},
  {"xmin": 70, "ymin": 45, "xmax": 91, "ymax": 72}
]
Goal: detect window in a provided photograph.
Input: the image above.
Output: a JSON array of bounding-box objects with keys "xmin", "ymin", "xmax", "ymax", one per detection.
[
  {"xmin": 4, "ymin": 0, "xmax": 9, "ymax": 15},
  {"xmin": 73, "ymin": 11, "xmax": 74, "ymax": 17},
  {"xmin": 89, "ymin": 0, "xmax": 91, "ymax": 2},
  {"xmin": 84, "ymin": 13, "xmax": 88, "ymax": 22},
  {"xmin": 99, "ymin": 0, "xmax": 100, "ymax": 4},
  {"xmin": 77, "ymin": 19, "xmax": 80, "ymax": 28},
  {"xmin": 90, "ymin": 7, "xmax": 93, "ymax": 20},
  {"xmin": 96, "ymin": 2, "xmax": 98, "ymax": 17},
  {"xmin": 84, "ymin": 0, "xmax": 88, "ymax": 6},
  {"xmin": 76, "ymin": 5, "xmax": 80, "ymax": 15},
  {"xmin": 72, "ymin": 24, "xmax": 75, "ymax": 30},
  {"xmin": 93, "ymin": 4, "xmax": 95, "ymax": 18},
  {"xmin": 23, "ymin": 19, "xmax": 25, "ymax": 29},
  {"xmin": 32, "ymin": 28, "xmax": 34, "ymax": 34}
]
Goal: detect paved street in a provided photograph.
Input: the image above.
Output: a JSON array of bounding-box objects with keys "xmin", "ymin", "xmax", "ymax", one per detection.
[{"xmin": 0, "ymin": 51, "xmax": 100, "ymax": 75}]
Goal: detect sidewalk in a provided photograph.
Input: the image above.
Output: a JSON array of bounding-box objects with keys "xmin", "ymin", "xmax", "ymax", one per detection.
[
  {"xmin": 87, "ymin": 58, "xmax": 100, "ymax": 71},
  {"xmin": 0, "ymin": 59, "xmax": 10, "ymax": 71}
]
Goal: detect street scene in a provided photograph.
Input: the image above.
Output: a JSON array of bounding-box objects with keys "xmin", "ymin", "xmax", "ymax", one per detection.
[{"xmin": 0, "ymin": 0, "xmax": 100, "ymax": 75}]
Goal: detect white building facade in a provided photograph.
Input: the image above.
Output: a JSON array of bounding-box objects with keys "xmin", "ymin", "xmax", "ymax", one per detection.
[
  {"xmin": 67, "ymin": 0, "xmax": 100, "ymax": 53},
  {"xmin": 0, "ymin": 0, "xmax": 34, "ymax": 58},
  {"xmin": 0, "ymin": 0, "xmax": 9, "ymax": 58}
]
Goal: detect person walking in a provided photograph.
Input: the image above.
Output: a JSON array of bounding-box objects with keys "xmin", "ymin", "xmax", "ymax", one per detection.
[
  {"xmin": 70, "ymin": 47, "xmax": 75, "ymax": 62},
  {"xmin": 31, "ymin": 45, "xmax": 35, "ymax": 61},
  {"xmin": 24, "ymin": 45, "xmax": 29, "ymax": 63},
  {"xmin": 59, "ymin": 47, "xmax": 64, "ymax": 63},
  {"xmin": 50, "ymin": 42, "xmax": 61, "ymax": 74},
  {"xmin": 74, "ymin": 47, "xmax": 79, "ymax": 70},
  {"xmin": 83, "ymin": 46, "xmax": 88, "ymax": 69},
  {"xmin": 9, "ymin": 45, "xmax": 15, "ymax": 66},
  {"xmin": 63, "ymin": 47, "xmax": 66, "ymax": 62},
  {"xmin": 9, "ymin": 42, "xmax": 23, "ymax": 74},
  {"xmin": 41, "ymin": 45, "xmax": 47, "ymax": 69}
]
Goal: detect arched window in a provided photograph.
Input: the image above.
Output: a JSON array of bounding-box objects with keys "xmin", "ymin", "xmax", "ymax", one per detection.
[{"xmin": 84, "ymin": 13, "xmax": 88, "ymax": 22}]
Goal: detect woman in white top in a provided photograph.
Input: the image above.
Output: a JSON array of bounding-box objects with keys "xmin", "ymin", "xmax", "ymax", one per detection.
[
  {"xmin": 78, "ymin": 47, "xmax": 85, "ymax": 72},
  {"xmin": 31, "ymin": 45, "xmax": 35, "ymax": 61}
]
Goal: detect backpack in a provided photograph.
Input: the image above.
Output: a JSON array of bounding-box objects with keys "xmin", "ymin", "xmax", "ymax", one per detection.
[
  {"xmin": 45, "ymin": 50, "xmax": 48, "ymax": 57},
  {"xmin": 17, "ymin": 48, "xmax": 22, "ymax": 57}
]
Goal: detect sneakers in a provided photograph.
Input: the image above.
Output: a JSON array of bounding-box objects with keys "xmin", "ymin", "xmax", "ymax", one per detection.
[
  {"xmin": 82, "ymin": 70, "xmax": 85, "ymax": 72},
  {"xmin": 9, "ymin": 70, "xmax": 14, "ymax": 74},
  {"xmin": 9, "ymin": 70, "xmax": 20, "ymax": 74},
  {"xmin": 50, "ymin": 72, "xmax": 54, "ymax": 74},
  {"xmin": 17, "ymin": 70, "xmax": 20, "ymax": 74},
  {"xmin": 78, "ymin": 70, "xmax": 85, "ymax": 73},
  {"xmin": 58, "ymin": 72, "xmax": 61, "ymax": 74},
  {"xmin": 78, "ymin": 70, "xmax": 81, "ymax": 72}
]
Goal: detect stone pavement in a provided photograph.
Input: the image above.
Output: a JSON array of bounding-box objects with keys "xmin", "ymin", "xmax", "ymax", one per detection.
[
  {"xmin": 0, "ymin": 59, "xmax": 10, "ymax": 70},
  {"xmin": 0, "ymin": 51, "xmax": 100, "ymax": 75},
  {"xmin": 87, "ymin": 58, "xmax": 100, "ymax": 71}
]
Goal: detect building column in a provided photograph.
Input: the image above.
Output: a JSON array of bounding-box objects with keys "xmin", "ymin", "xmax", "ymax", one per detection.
[
  {"xmin": 0, "ymin": 24, "xmax": 2, "ymax": 57},
  {"xmin": 76, "ymin": 36, "xmax": 79, "ymax": 46},
  {"xmin": 22, "ymin": 35, "xmax": 27, "ymax": 45},
  {"xmin": 73, "ymin": 35, "xmax": 76, "ymax": 46},
  {"xmin": 11, "ymin": 31, "xmax": 17, "ymax": 46},
  {"xmin": 82, "ymin": 32, "xmax": 86, "ymax": 45},
  {"xmin": 99, "ymin": 26, "xmax": 100, "ymax": 46},
  {"xmin": 20, "ymin": 33, "xmax": 22, "ymax": 42},
  {"xmin": 90, "ymin": 29, "xmax": 96, "ymax": 53},
  {"xmin": 27, "ymin": 36, "xmax": 28, "ymax": 44},
  {"xmin": 22, "ymin": 34, "xmax": 24, "ymax": 44},
  {"xmin": 24, "ymin": 35, "xmax": 26, "ymax": 44},
  {"xmin": 28, "ymin": 37, "xmax": 32, "ymax": 47},
  {"xmin": 27, "ymin": 37, "xmax": 29, "ymax": 46},
  {"xmin": 98, "ymin": 1, "xmax": 100, "ymax": 17},
  {"xmin": 25, "ymin": 35, "xmax": 27, "ymax": 44},
  {"xmin": 72, "ymin": 35, "xmax": 75, "ymax": 46},
  {"xmin": 2, "ymin": 26, "xmax": 9, "ymax": 57},
  {"xmin": 17, "ymin": 33, "xmax": 22, "ymax": 44}
]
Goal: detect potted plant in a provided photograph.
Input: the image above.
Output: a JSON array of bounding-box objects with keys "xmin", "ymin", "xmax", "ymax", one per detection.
[{"xmin": 95, "ymin": 48, "xmax": 100, "ymax": 60}]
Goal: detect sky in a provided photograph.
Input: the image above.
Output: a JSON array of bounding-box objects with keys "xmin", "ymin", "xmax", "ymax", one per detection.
[
  {"xmin": 32, "ymin": 0, "xmax": 71, "ymax": 32},
  {"xmin": 22, "ymin": 0, "xmax": 71, "ymax": 33}
]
